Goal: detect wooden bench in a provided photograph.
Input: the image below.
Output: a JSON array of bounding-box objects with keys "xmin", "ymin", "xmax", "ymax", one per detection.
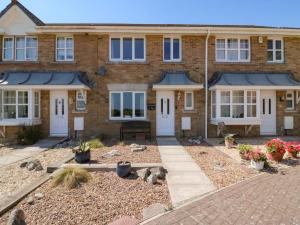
[{"xmin": 120, "ymin": 121, "xmax": 151, "ymax": 141}]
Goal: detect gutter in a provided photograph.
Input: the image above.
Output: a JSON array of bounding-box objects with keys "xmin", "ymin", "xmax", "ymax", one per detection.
[{"xmin": 204, "ymin": 30, "xmax": 210, "ymax": 139}]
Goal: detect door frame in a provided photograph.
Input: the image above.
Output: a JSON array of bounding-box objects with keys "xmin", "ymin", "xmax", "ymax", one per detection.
[
  {"xmin": 50, "ymin": 90, "xmax": 68, "ymax": 137},
  {"xmin": 156, "ymin": 90, "xmax": 175, "ymax": 136},
  {"xmin": 260, "ymin": 90, "xmax": 276, "ymax": 135}
]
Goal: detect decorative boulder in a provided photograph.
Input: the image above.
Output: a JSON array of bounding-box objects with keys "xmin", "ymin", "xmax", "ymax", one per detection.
[
  {"xmin": 136, "ymin": 168, "xmax": 150, "ymax": 181},
  {"xmin": 7, "ymin": 208, "xmax": 26, "ymax": 225},
  {"xmin": 150, "ymin": 167, "xmax": 167, "ymax": 179},
  {"xmin": 147, "ymin": 174, "xmax": 158, "ymax": 185}
]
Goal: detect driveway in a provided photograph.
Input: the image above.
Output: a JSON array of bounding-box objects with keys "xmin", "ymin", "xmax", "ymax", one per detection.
[{"xmin": 143, "ymin": 166, "xmax": 300, "ymax": 225}]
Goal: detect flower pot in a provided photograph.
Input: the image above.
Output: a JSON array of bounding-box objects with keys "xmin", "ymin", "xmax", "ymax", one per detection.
[
  {"xmin": 266, "ymin": 152, "xmax": 284, "ymax": 162},
  {"xmin": 250, "ymin": 160, "xmax": 265, "ymax": 170},
  {"xmin": 116, "ymin": 161, "xmax": 131, "ymax": 178},
  {"xmin": 75, "ymin": 151, "xmax": 91, "ymax": 164},
  {"xmin": 288, "ymin": 151, "xmax": 298, "ymax": 159},
  {"xmin": 225, "ymin": 140, "xmax": 234, "ymax": 149}
]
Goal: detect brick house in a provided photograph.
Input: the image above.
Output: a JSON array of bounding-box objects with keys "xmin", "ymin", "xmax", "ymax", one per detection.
[{"xmin": 1, "ymin": 1, "xmax": 300, "ymax": 141}]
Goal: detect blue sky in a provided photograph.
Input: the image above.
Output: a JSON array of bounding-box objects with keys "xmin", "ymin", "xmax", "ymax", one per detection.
[{"xmin": 1, "ymin": 0, "xmax": 300, "ymax": 27}]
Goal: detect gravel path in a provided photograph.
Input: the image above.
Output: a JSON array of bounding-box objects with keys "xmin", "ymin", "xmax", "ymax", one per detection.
[
  {"xmin": 90, "ymin": 140, "xmax": 161, "ymax": 164},
  {"xmin": 182, "ymin": 141, "xmax": 258, "ymax": 189},
  {"xmin": 0, "ymin": 172, "xmax": 171, "ymax": 225},
  {"xmin": 0, "ymin": 148, "xmax": 72, "ymax": 201}
]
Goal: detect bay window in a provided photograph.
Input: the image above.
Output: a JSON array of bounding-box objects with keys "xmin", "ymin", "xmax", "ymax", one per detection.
[
  {"xmin": 216, "ymin": 38, "xmax": 250, "ymax": 62},
  {"xmin": 34, "ymin": 91, "xmax": 40, "ymax": 118},
  {"xmin": 232, "ymin": 91, "xmax": 244, "ymax": 118},
  {"xmin": 110, "ymin": 91, "xmax": 146, "ymax": 120},
  {"xmin": 110, "ymin": 37, "xmax": 145, "ymax": 61},
  {"xmin": 211, "ymin": 91, "xmax": 216, "ymax": 118},
  {"xmin": 2, "ymin": 91, "xmax": 28, "ymax": 119},
  {"xmin": 220, "ymin": 91, "xmax": 230, "ymax": 117},
  {"xmin": 247, "ymin": 91, "xmax": 257, "ymax": 117}
]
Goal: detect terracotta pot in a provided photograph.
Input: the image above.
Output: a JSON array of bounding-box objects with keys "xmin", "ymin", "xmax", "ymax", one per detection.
[
  {"xmin": 267, "ymin": 152, "xmax": 284, "ymax": 162},
  {"xmin": 225, "ymin": 140, "xmax": 234, "ymax": 149},
  {"xmin": 288, "ymin": 151, "xmax": 298, "ymax": 159}
]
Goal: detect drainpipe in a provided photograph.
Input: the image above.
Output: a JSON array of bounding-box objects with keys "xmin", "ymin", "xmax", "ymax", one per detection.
[{"xmin": 204, "ymin": 30, "xmax": 210, "ymax": 139}]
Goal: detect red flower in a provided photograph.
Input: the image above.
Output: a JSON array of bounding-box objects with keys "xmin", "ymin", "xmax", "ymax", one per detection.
[
  {"xmin": 265, "ymin": 138, "xmax": 286, "ymax": 154},
  {"xmin": 285, "ymin": 141, "xmax": 300, "ymax": 153}
]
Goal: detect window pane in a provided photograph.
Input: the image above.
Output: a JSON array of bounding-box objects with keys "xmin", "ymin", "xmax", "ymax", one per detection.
[
  {"xmin": 77, "ymin": 101, "xmax": 85, "ymax": 110},
  {"xmin": 16, "ymin": 37, "xmax": 25, "ymax": 48},
  {"xmin": 111, "ymin": 38, "xmax": 120, "ymax": 59},
  {"xmin": 16, "ymin": 49, "xmax": 25, "ymax": 60},
  {"xmin": 173, "ymin": 39, "xmax": 180, "ymax": 59},
  {"xmin": 240, "ymin": 50, "xmax": 249, "ymax": 60},
  {"xmin": 26, "ymin": 37, "xmax": 37, "ymax": 48},
  {"xmin": 123, "ymin": 38, "xmax": 132, "ymax": 60},
  {"xmin": 267, "ymin": 40, "xmax": 273, "ymax": 50},
  {"xmin": 164, "ymin": 38, "xmax": 171, "ymax": 60},
  {"xmin": 211, "ymin": 91, "xmax": 216, "ymax": 104},
  {"xmin": 221, "ymin": 105, "xmax": 230, "ymax": 117},
  {"xmin": 287, "ymin": 100, "xmax": 293, "ymax": 108},
  {"xmin": 240, "ymin": 39, "xmax": 249, "ymax": 49},
  {"xmin": 26, "ymin": 48, "xmax": 37, "ymax": 60},
  {"xmin": 4, "ymin": 38, "xmax": 13, "ymax": 48},
  {"xmin": 66, "ymin": 49, "xmax": 73, "ymax": 60},
  {"xmin": 247, "ymin": 105, "xmax": 256, "ymax": 117},
  {"xmin": 4, "ymin": 106, "xmax": 16, "ymax": 119},
  {"xmin": 275, "ymin": 40, "xmax": 282, "ymax": 49},
  {"xmin": 66, "ymin": 38, "xmax": 73, "ymax": 48},
  {"xmin": 247, "ymin": 91, "xmax": 256, "ymax": 103},
  {"xmin": 276, "ymin": 51, "xmax": 282, "ymax": 60},
  {"xmin": 34, "ymin": 92, "xmax": 40, "ymax": 118},
  {"xmin": 18, "ymin": 105, "xmax": 28, "ymax": 118},
  {"xmin": 221, "ymin": 91, "xmax": 230, "ymax": 104},
  {"xmin": 216, "ymin": 39, "xmax": 225, "ymax": 49},
  {"xmin": 123, "ymin": 92, "xmax": 133, "ymax": 118},
  {"xmin": 134, "ymin": 38, "xmax": 144, "ymax": 59},
  {"xmin": 227, "ymin": 50, "xmax": 238, "ymax": 60},
  {"xmin": 216, "ymin": 50, "xmax": 225, "ymax": 60},
  {"xmin": 34, "ymin": 105, "xmax": 39, "ymax": 118},
  {"xmin": 57, "ymin": 38, "xmax": 65, "ymax": 48},
  {"xmin": 135, "ymin": 93, "xmax": 145, "ymax": 117},
  {"xmin": 227, "ymin": 39, "xmax": 238, "ymax": 49},
  {"xmin": 233, "ymin": 91, "xmax": 244, "ymax": 104},
  {"xmin": 232, "ymin": 105, "xmax": 244, "ymax": 118},
  {"xmin": 4, "ymin": 91, "xmax": 16, "ymax": 104},
  {"xmin": 111, "ymin": 93, "xmax": 121, "ymax": 117},
  {"xmin": 18, "ymin": 91, "xmax": 28, "ymax": 104},
  {"xmin": 57, "ymin": 49, "xmax": 65, "ymax": 60},
  {"xmin": 267, "ymin": 51, "xmax": 273, "ymax": 61},
  {"xmin": 185, "ymin": 93, "xmax": 192, "ymax": 108},
  {"xmin": 4, "ymin": 49, "xmax": 13, "ymax": 60}
]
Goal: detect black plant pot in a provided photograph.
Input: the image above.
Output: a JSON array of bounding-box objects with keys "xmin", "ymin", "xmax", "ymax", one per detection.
[
  {"xmin": 75, "ymin": 151, "xmax": 91, "ymax": 164},
  {"xmin": 116, "ymin": 161, "xmax": 131, "ymax": 178}
]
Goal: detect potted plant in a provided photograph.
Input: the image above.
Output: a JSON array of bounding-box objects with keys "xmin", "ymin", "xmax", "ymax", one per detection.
[
  {"xmin": 225, "ymin": 135, "xmax": 235, "ymax": 149},
  {"xmin": 116, "ymin": 161, "xmax": 131, "ymax": 178},
  {"xmin": 249, "ymin": 149, "xmax": 267, "ymax": 170},
  {"xmin": 285, "ymin": 141, "xmax": 300, "ymax": 159},
  {"xmin": 238, "ymin": 144, "xmax": 253, "ymax": 160},
  {"xmin": 73, "ymin": 141, "xmax": 91, "ymax": 164},
  {"xmin": 265, "ymin": 138, "xmax": 286, "ymax": 162}
]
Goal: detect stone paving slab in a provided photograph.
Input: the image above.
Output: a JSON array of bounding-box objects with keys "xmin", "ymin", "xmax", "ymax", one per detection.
[{"xmin": 157, "ymin": 137, "xmax": 216, "ymax": 207}]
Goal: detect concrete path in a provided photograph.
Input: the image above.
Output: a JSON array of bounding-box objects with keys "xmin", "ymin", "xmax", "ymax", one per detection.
[
  {"xmin": 0, "ymin": 138, "xmax": 64, "ymax": 167},
  {"xmin": 143, "ymin": 166, "xmax": 300, "ymax": 225},
  {"xmin": 157, "ymin": 137, "xmax": 216, "ymax": 207}
]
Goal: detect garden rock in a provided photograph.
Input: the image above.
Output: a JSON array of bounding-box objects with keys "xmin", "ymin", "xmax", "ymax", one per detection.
[
  {"xmin": 26, "ymin": 160, "xmax": 43, "ymax": 171},
  {"xmin": 150, "ymin": 167, "xmax": 167, "ymax": 179},
  {"xmin": 34, "ymin": 193, "xmax": 44, "ymax": 200},
  {"xmin": 136, "ymin": 168, "xmax": 150, "ymax": 180},
  {"xmin": 142, "ymin": 203, "xmax": 167, "ymax": 220},
  {"xmin": 214, "ymin": 164, "xmax": 225, "ymax": 172},
  {"xmin": 19, "ymin": 162, "xmax": 28, "ymax": 168},
  {"xmin": 130, "ymin": 144, "xmax": 147, "ymax": 152},
  {"xmin": 7, "ymin": 208, "xmax": 26, "ymax": 225},
  {"xmin": 26, "ymin": 196, "xmax": 34, "ymax": 205},
  {"xmin": 102, "ymin": 150, "xmax": 121, "ymax": 158},
  {"xmin": 147, "ymin": 174, "xmax": 158, "ymax": 185}
]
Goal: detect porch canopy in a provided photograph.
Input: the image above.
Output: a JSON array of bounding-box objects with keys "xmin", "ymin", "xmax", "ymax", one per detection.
[
  {"xmin": 153, "ymin": 72, "xmax": 203, "ymax": 90},
  {"xmin": 209, "ymin": 72, "xmax": 300, "ymax": 90},
  {"xmin": 0, "ymin": 72, "xmax": 91, "ymax": 90}
]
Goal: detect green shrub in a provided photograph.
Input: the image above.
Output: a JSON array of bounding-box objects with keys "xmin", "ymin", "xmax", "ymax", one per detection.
[
  {"xmin": 238, "ymin": 144, "xmax": 254, "ymax": 154},
  {"xmin": 52, "ymin": 167, "xmax": 91, "ymax": 189},
  {"xmin": 17, "ymin": 125, "xmax": 41, "ymax": 145},
  {"xmin": 88, "ymin": 138, "xmax": 104, "ymax": 149}
]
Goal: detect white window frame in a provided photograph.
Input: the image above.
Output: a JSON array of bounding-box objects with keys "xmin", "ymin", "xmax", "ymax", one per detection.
[
  {"xmin": 211, "ymin": 90, "xmax": 216, "ymax": 119},
  {"xmin": 246, "ymin": 91, "xmax": 257, "ymax": 118},
  {"xmin": 215, "ymin": 37, "xmax": 250, "ymax": 62},
  {"xmin": 109, "ymin": 91, "xmax": 146, "ymax": 120},
  {"xmin": 163, "ymin": 36, "xmax": 182, "ymax": 62},
  {"xmin": 109, "ymin": 36, "xmax": 146, "ymax": 62},
  {"xmin": 232, "ymin": 90, "xmax": 245, "ymax": 118},
  {"xmin": 76, "ymin": 90, "xmax": 87, "ymax": 111},
  {"xmin": 286, "ymin": 91, "xmax": 294, "ymax": 110},
  {"xmin": 267, "ymin": 38, "xmax": 284, "ymax": 63},
  {"xmin": 184, "ymin": 91, "xmax": 194, "ymax": 110},
  {"xmin": 34, "ymin": 91, "xmax": 40, "ymax": 118},
  {"xmin": 2, "ymin": 90, "xmax": 29, "ymax": 119},
  {"xmin": 17, "ymin": 91, "xmax": 29, "ymax": 118},
  {"xmin": 220, "ymin": 91, "xmax": 231, "ymax": 118},
  {"xmin": 56, "ymin": 36, "xmax": 74, "ymax": 62},
  {"xmin": 2, "ymin": 36, "xmax": 38, "ymax": 61}
]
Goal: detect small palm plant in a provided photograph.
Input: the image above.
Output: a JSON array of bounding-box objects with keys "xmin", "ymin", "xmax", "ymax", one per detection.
[{"xmin": 52, "ymin": 167, "xmax": 91, "ymax": 189}]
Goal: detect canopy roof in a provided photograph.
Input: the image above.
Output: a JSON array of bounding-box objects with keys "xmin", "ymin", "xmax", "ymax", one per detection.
[
  {"xmin": 0, "ymin": 72, "xmax": 91, "ymax": 90},
  {"xmin": 153, "ymin": 72, "xmax": 203, "ymax": 90},
  {"xmin": 209, "ymin": 72, "xmax": 300, "ymax": 90}
]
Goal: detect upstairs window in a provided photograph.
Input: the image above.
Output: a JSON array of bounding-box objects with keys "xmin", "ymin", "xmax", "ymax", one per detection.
[
  {"xmin": 267, "ymin": 39, "xmax": 283, "ymax": 63},
  {"xmin": 216, "ymin": 38, "xmax": 250, "ymax": 62},
  {"xmin": 56, "ymin": 37, "xmax": 74, "ymax": 61},
  {"xmin": 3, "ymin": 36, "xmax": 38, "ymax": 61},
  {"xmin": 163, "ymin": 37, "xmax": 181, "ymax": 61},
  {"xmin": 110, "ymin": 37, "xmax": 145, "ymax": 61}
]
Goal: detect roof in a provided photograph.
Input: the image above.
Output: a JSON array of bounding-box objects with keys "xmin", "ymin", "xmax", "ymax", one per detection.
[
  {"xmin": 209, "ymin": 72, "xmax": 300, "ymax": 89},
  {"xmin": 0, "ymin": 1, "xmax": 44, "ymax": 26},
  {"xmin": 0, "ymin": 72, "xmax": 91, "ymax": 89},
  {"xmin": 153, "ymin": 72, "xmax": 203, "ymax": 90}
]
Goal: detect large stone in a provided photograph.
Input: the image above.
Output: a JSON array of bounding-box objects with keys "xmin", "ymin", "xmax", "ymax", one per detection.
[
  {"xmin": 131, "ymin": 145, "xmax": 147, "ymax": 152},
  {"xmin": 26, "ymin": 160, "xmax": 43, "ymax": 171},
  {"xmin": 142, "ymin": 203, "xmax": 167, "ymax": 220},
  {"xmin": 150, "ymin": 167, "xmax": 167, "ymax": 180},
  {"xmin": 34, "ymin": 193, "xmax": 44, "ymax": 200},
  {"xmin": 102, "ymin": 150, "xmax": 121, "ymax": 158},
  {"xmin": 19, "ymin": 162, "xmax": 28, "ymax": 168},
  {"xmin": 147, "ymin": 174, "xmax": 158, "ymax": 185},
  {"xmin": 7, "ymin": 208, "xmax": 26, "ymax": 225},
  {"xmin": 26, "ymin": 196, "xmax": 34, "ymax": 205},
  {"xmin": 136, "ymin": 168, "xmax": 150, "ymax": 180}
]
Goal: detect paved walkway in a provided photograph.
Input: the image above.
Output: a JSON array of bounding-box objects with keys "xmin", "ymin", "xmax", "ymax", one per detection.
[
  {"xmin": 157, "ymin": 137, "xmax": 216, "ymax": 207},
  {"xmin": 0, "ymin": 138, "xmax": 64, "ymax": 167},
  {"xmin": 143, "ymin": 166, "xmax": 300, "ymax": 225}
]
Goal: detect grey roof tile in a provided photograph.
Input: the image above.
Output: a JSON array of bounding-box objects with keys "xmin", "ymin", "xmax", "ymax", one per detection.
[{"xmin": 154, "ymin": 72, "xmax": 201, "ymax": 86}]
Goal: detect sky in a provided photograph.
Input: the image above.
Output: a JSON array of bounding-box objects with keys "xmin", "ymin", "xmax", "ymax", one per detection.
[{"xmin": 0, "ymin": 0, "xmax": 300, "ymax": 27}]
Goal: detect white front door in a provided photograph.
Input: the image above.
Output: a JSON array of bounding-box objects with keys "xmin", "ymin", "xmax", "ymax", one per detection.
[
  {"xmin": 260, "ymin": 90, "xmax": 276, "ymax": 135},
  {"xmin": 50, "ymin": 90, "xmax": 68, "ymax": 137},
  {"xmin": 156, "ymin": 91, "xmax": 175, "ymax": 136}
]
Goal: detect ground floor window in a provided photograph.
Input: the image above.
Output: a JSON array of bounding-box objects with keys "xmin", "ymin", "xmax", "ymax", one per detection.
[
  {"xmin": 286, "ymin": 91, "xmax": 294, "ymax": 110},
  {"xmin": 2, "ymin": 90, "xmax": 29, "ymax": 119},
  {"xmin": 76, "ymin": 90, "xmax": 87, "ymax": 111},
  {"xmin": 110, "ymin": 91, "xmax": 146, "ymax": 120},
  {"xmin": 34, "ymin": 91, "xmax": 40, "ymax": 118},
  {"xmin": 184, "ymin": 91, "xmax": 194, "ymax": 110}
]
